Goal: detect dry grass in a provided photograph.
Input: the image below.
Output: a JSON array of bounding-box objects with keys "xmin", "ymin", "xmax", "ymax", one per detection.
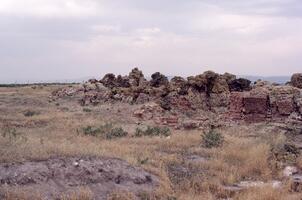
[
  {"xmin": 233, "ymin": 186, "xmax": 301, "ymax": 200},
  {"xmin": 60, "ymin": 188, "xmax": 93, "ymax": 200},
  {"xmin": 107, "ymin": 191, "xmax": 135, "ymax": 200},
  {"xmin": 1, "ymin": 188, "xmax": 43, "ymax": 200},
  {"xmin": 0, "ymin": 85, "xmax": 302, "ymax": 199}
]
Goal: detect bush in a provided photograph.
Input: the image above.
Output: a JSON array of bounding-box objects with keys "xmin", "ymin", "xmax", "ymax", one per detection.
[
  {"xmin": 82, "ymin": 123, "xmax": 128, "ymax": 139},
  {"xmin": 135, "ymin": 126, "xmax": 171, "ymax": 137},
  {"xmin": 23, "ymin": 110, "xmax": 39, "ymax": 117},
  {"xmin": 106, "ymin": 127, "xmax": 128, "ymax": 139},
  {"xmin": 82, "ymin": 126, "xmax": 102, "ymax": 137},
  {"xmin": 83, "ymin": 108, "xmax": 92, "ymax": 113},
  {"xmin": 202, "ymin": 129, "xmax": 224, "ymax": 148}
]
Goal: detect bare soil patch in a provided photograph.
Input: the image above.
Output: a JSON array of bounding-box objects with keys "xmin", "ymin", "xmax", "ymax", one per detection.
[{"xmin": 0, "ymin": 156, "xmax": 159, "ymax": 200}]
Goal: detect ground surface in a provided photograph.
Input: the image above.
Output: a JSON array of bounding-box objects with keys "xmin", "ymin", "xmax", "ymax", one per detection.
[
  {"xmin": 0, "ymin": 157, "xmax": 158, "ymax": 200},
  {"xmin": 1, "ymin": 85, "xmax": 302, "ymax": 199}
]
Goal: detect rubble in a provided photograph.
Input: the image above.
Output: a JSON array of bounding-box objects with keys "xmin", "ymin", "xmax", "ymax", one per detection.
[
  {"xmin": 51, "ymin": 68, "xmax": 302, "ymax": 125},
  {"xmin": 150, "ymin": 72, "xmax": 169, "ymax": 88},
  {"xmin": 291, "ymin": 73, "xmax": 302, "ymax": 89},
  {"xmin": 229, "ymin": 78, "xmax": 251, "ymax": 92}
]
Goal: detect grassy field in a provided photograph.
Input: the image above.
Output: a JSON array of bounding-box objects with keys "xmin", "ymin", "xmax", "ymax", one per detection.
[{"xmin": 0, "ymin": 85, "xmax": 301, "ymax": 199}]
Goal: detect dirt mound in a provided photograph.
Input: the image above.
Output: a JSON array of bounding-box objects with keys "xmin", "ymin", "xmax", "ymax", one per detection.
[{"xmin": 0, "ymin": 157, "xmax": 159, "ymax": 199}]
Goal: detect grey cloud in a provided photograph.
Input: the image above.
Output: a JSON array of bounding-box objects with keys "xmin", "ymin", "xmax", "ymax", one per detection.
[{"xmin": 0, "ymin": 0, "xmax": 302, "ymax": 83}]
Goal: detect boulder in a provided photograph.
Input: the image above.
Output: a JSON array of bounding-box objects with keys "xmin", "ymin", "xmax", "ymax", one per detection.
[
  {"xmin": 229, "ymin": 78, "xmax": 251, "ymax": 92},
  {"xmin": 116, "ymin": 75, "xmax": 131, "ymax": 88},
  {"xmin": 100, "ymin": 73, "xmax": 117, "ymax": 88},
  {"xmin": 222, "ymin": 72, "xmax": 236, "ymax": 84},
  {"xmin": 150, "ymin": 72, "xmax": 169, "ymax": 87},
  {"xmin": 187, "ymin": 71, "xmax": 219, "ymax": 94},
  {"xmin": 129, "ymin": 68, "xmax": 146, "ymax": 87},
  {"xmin": 88, "ymin": 79, "xmax": 98, "ymax": 84},
  {"xmin": 170, "ymin": 76, "xmax": 188, "ymax": 95},
  {"xmin": 83, "ymin": 83, "xmax": 98, "ymax": 91},
  {"xmin": 187, "ymin": 75, "xmax": 207, "ymax": 92},
  {"xmin": 291, "ymin": 73, "xmax": 302, "ymax": 89},
  {"xmin": 202, "ymin": 71, "xmax": 220, "ymax": 94},
  {"xmin": 211, "ymin": 76, "xmax": 230, "ymax": 94},
  {"xmin": 253, "ymin": 80, "xmax": 272, "ymax": 88}
]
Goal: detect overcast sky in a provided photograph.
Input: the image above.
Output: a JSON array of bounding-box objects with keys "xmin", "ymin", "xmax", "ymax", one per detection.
[{"xmin": 0, "ymin": 0, "xmax": 302, "ymax": 82}]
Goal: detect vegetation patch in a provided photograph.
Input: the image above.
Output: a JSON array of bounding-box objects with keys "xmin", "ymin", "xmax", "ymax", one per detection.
[
  {"xmin": 202, "ymin": 128, "xmax": 224, "ymax": 148},
  {"xmin": 82, "ymin": 123, "xmax": 128, "ymax": 139},
  {"xmin": 23, "ymin": 110, "xmax": 40, "ymax": 117},
  {"xmin": 135, "ymin": 126, "xmax": 171, "ymax": 137},
  {"xmin": 83, "ymin": 108, "xmax": 92, "ymax": 113}
]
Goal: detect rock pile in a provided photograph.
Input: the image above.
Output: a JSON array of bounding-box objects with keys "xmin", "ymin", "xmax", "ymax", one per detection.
[
  {"xmin": 51, "ymin": 68, "xmax": 302, "ymax": 126},
  {"xmin": 228, "ymin": 85, "xmax": 302, "ymax": 123},
  {"xmin": 52, "ymin": 68, "xmax": 251, "ymax": 112},
  {"xmin": 291, "ymin": 73, "xmax": 302, "ymax": 89}
]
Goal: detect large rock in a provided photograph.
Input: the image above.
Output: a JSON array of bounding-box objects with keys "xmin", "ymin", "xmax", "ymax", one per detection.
[
  {"xmin": 291, "ymin": 73, "xmax": 302, "ymax": 89},
  {"xmin": 116, "ymin": 75, "xmax": 131, "ymax": 88},
  {"xmin": 170, "ymin": 76, "xmax": 188, "ymax": 95},
  {"xmin": 211, "ymin": 76, "xmax": 230, "ymax": 94},
  {"xmin": 129, "ymin": 68, "xmax": 146, "ymax": 87},
  {"xmin": 187, "ymin": 75, "xmax": 207, "ymax": 92},
  {"xmin": 100, "ymin": 73, "xmax": 117, "ymax": 88},
  {"xmin": 150, "ymin": 72, "xmax": 169, "ymax": 88},
  {"xmin": 229, "ymin": 78, "xmax": 251, "ymax": 92},
  {"xmin": 222, "ymin": 72, "xmax": 236, "ymax": 84},
  {"xmin": 187, "ymin": 71, "xmax": 227, "ymax": 94}
]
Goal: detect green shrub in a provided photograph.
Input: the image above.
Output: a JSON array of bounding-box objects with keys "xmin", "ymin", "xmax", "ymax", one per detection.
[
  {"xmin": 202, "ymin": 129, "xmax": 224, "ymax": 148},
  {"xmin": 23, "ymin": 110, "xmax": 39, "ymax": 117},
  {"xmin": 137, "ymin": 157, "xmax": 149, "ymax": 165},
  {"xmin": 135, "ymin": 126, "xmax": 171, "ymax": 137},
  {"xmin": 82, "ymin": 126, "xmax": 101, "ymax": 136},
  {"xmin": 106, "ymin": 127, "xmax": 128, "ymax": 139},
  {"xmin": 82, "ymin": 123, "xmax": 128, "ymax": 139},
  {"xmin": 83, "ymin": 108, "xmax": 92, "ymax": 112}
]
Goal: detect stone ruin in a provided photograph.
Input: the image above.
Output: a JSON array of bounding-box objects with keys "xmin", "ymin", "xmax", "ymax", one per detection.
[
  {"xmin": 51, "ymin": 69, "xmax": 302, "ymax": 127},
  {"xmin": 228, "ymin": 86, "xmax": 302, "ymax": 123}
]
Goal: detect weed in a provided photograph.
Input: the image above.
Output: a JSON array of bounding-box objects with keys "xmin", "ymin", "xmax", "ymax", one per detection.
[
  {"xmin": 24, "ymin": 110, "xmax": 39, "ymax": 117},
  {"xmin": 82, "ymin": 123, "xmax": 128, "ymax": 139},
  {"xmin": 135, "ymin": 126, "xmax": 171, "ymax": 137},
  {"xmin": 106, "ymin": 127, "xmax": 128, "ymax": 139},
  {"xmin": 107, "ymin": 191, "xmax": 134, "ymax": 200},
  {"xmin": 82, "ymin": 126, "xmax": 101, "ymax": 137},
  {"xmin": 83, "ymin": 108, "xmax": 92, "ymax": 112},
  {"xmin": 60, "ymin": 188, "xmax": 93, "ymax": 200},
  {"xmin": 202, "ymin": 129, "xmax": 224, "ymax": 148},
  {"xmin": 137, "ymin": 157, "xmax": 149, "ymax": 165}
]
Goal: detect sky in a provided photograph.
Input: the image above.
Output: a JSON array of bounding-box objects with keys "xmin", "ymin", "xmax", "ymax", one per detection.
[{"xmin": 0, "ymin": 0, "xmax": 302, "ymax": 83}]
